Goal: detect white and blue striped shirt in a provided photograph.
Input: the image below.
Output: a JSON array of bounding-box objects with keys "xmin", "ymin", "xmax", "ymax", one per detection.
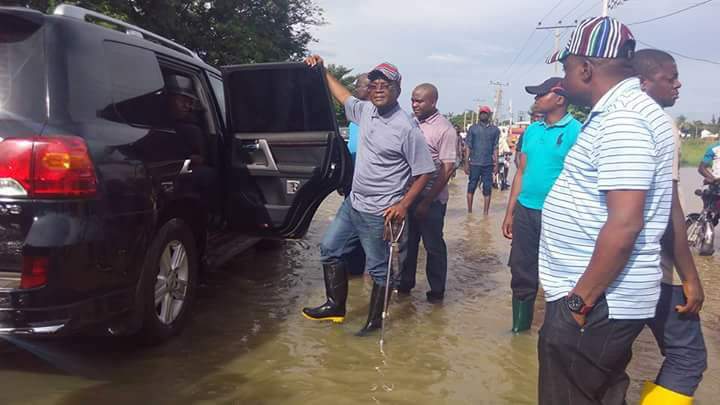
[{"xmin": 538, "ymin": 78, "xmax": 674, "ymax": 320}]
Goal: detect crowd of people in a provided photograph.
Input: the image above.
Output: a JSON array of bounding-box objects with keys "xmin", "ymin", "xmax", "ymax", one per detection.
[{"xmin": 300, "ymin": 15, "xmax": 717, "ymax": 405}]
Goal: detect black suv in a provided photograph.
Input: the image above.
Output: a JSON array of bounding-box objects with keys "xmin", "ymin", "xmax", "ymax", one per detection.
[{"xmin": 0, "ymin": 4, "xmax": 351, "ymax": 343}]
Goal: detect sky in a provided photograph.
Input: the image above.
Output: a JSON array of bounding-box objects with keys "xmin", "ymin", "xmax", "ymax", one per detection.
[{"xmin": 308, "ymin": 0, "xmax": 720, "ymax": 122}]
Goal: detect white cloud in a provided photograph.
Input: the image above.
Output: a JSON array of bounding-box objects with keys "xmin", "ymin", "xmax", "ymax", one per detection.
[{"xmin": 427, "ymin": 53, "xmax": 467, "ymax": 63}]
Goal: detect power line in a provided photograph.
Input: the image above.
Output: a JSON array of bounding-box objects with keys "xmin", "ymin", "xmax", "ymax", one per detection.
[
  {"xmin": 558, "ymin": 0, "xmax": 587, "ymax": 23},
  {"xmin": 628, "ymin": 0, "xmax": 715, "ymax": 26},
  {"xmin": 503, "ymin": 30, "xmax": 537, "ymax": 78},
  {"xmin": 540, "ymin": 0, "xmax": 567, "ymax": 23},
  {"xmin": 637, "ymin": 39, "xmax": 720, "ymax": 66}
]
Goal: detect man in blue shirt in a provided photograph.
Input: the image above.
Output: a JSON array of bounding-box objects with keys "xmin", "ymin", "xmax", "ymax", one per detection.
[
  {"xmin": 464, "ymin": 106, "xmax": 500, "ymax": 215},
  {"xmin": 302, "ymin": 57, "xmax": 435, "ymax": 336},
  {"xmin": 501, "ymin": 77, "xmax": 581, "ymax": 333},
  {"xmin": 344, "ymin": 73, "xmax": 370, "ymax": 276},
  {"xmin": 347, "ymin": 73, "xmax": 369, "ymax": 162}
]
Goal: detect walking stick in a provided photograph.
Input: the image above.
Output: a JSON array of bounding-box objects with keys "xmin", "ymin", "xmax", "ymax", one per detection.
[{"xmin": 380, "ymin": 219, "xmax": 405, "ymax": 353}]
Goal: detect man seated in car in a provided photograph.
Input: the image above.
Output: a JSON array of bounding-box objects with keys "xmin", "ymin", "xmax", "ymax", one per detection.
[{"xmin": 165, "ymin": 74, "xmax": 207, "ymax": 165}]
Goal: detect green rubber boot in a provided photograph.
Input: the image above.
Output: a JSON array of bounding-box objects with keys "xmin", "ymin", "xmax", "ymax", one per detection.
[{"xmin": 511, "ymin": 297, "xmax": 535, "ymax": 333}]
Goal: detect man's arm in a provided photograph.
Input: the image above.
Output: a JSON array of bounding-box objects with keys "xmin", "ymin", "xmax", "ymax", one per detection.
[
  {"xmin": 304, "ymin": 55, "xmax": 352, "ymax": 105},
  {"xmin": 417, "ymin": 127, "xmax": 458, "ymax": 212},
  {"xmin": 570, "ymin": 190, "xmax": 647, "ymax": 324},
  {"xmin": 502, "ymin": 152, "xmax": 526, "ymax": 239},
  {"xmin": 698, "ymin": 162, "xmax": 717, "ymax": 183},
  {"xmin": 665, "ymin": 181, "xmax": 704, "ymax": 314},
  {"xmin": 384, "ymin": 174, "xmax": 431, "ymax": 223}
]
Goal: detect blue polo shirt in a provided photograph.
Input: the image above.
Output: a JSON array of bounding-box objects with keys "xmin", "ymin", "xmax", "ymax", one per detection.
[
  {"xmin": 348, "ymin": 122, "xmax": 360, "ymax": 162},
  {"xmin": 517, "ymin": 113, "xmax": 581, "ymax": 210}
]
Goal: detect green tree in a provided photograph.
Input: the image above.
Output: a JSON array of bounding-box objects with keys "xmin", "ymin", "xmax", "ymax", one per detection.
[
  {"xmin": 326, "ymin": 64, "xmax": 357, "ymax": 127},
  {"xmin": 568, "ymin": 104, "xmax": 591, "ymax": 122},
  {"xmin": 15, "ymin": 0, "xmax": 324, "ymax": 66}
]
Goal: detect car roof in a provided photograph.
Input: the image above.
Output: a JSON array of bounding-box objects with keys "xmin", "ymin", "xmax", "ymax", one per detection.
[{"xmin": 44, "ymin": 5, "xmax": 222, "ymax": 77}]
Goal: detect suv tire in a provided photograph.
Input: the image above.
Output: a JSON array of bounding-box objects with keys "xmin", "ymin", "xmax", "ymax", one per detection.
[{"xmin": 136, "ymin": 219, "xmax": 198, "ymax": 344}]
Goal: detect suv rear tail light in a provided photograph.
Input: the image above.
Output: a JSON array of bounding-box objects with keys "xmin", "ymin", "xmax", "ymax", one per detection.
[
  {"xmin": 20, "ymin": 256, "xmax": 48, "ymax": 289},
  {"xmin": 0, "ymin": 136, "xmax": 97, "ymax": 197}
]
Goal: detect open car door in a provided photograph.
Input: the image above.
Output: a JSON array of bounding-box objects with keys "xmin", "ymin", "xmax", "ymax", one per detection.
[{"xmin": 222, "ymin": 62, "xmax": 352, "ymax": 238}]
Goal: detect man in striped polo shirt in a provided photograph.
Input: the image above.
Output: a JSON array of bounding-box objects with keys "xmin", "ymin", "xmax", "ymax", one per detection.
[{"xmin": 539, "ymin": 17, "xmax": 675, "ymax": 404}]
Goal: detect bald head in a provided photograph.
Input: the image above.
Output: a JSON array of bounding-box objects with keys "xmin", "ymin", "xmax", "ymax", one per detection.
[
  {"xmin": 632, "ymin": 49, "xmax": 681, "ymax": 108},
  {"xmin": 411, "ymin": 83, "xmax": 439, "ymax": 120},
  {"xmin": 413, "ymin": 83, "xmax": 439, "ymax": 103},
  {"xmin": 354, "ymin": 73, "xmax": 370, "ymax": 101}
]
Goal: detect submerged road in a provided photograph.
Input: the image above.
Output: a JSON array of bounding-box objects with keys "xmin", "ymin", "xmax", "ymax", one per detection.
[{"xmin": 0, "ymin": 168, "xmax": 717, "ymax": 404}]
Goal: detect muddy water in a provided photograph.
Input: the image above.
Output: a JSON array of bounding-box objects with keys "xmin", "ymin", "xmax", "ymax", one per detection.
[{"xmin": 0, "ymin": 169, "xmax": 717, "ymax": 405}]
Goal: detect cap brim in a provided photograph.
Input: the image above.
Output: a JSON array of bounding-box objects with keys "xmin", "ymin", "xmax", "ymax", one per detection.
[
  {"xmin": 546, "ymin": 49, "xmax": 569, "ymax": 64},
  {"xmin": 525, "ymin": 85, "xmax": 546, "ymax": 95}
]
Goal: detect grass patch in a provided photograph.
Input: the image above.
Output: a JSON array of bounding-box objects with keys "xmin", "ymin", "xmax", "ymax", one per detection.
[{"xmin": 681, "ymin": 139, "xmax": 715, "ymax": 167}]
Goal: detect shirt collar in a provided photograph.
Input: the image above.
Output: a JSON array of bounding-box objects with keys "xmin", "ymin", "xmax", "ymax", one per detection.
[
  {"xmin": 418, "ymin": 110, "xmax": 440, "ymax": 124},
  {"xmin": 540, "ymin": 112, "xmax": 574, "ymax": 129},
  {"xmin": 590, "ymin": 77, "xmax": 640, "ymax": 114},
  {"xmin": 372, "ymin": 103, "xmax": 401, "ymax": 123}
]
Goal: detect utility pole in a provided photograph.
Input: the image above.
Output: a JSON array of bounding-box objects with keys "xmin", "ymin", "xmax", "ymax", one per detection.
[
  {"xmin": 537, "ymin": 23, "xmax": 576, "ymax": 71},
  {"xmin": 602, "ymin": 0, "xmax": 610, "ymax": 17},
  {"xmin": 489, "ymin": 81, "xmax": 509, "ymax": 124}
]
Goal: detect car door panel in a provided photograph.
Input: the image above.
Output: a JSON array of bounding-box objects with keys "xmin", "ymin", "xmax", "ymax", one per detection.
[{"xmin": 222, "ymin": 63, "xmax": 351, "ymax": 238}]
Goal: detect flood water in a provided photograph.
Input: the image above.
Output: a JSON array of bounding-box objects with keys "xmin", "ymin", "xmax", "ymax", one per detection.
[{"xmin": 0, "ymin": 168, "xmax": 717, "ymax": 404}]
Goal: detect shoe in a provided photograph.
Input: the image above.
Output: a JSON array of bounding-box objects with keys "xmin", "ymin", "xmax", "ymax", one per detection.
[
  {"xmin": 356, "ymin": 282, "xmax": 386, "ymax": 336},
  {"xmin": 302, "ymin": 262, "xmax": 348, "ymax": 323},
  {"xmin": 639, "ymin": 381, "xmax": 693, "ymax": 405},
  {"xmin": 396, "ymin": 288, "xmax": 412, "ymax": 295},
  {"xmin": 426, "ymin": 291, "xmax": 444, "ymax": 303},
  {"xmin": 511, "ymin": 296, "xmax": 535, "ymax": 333}
]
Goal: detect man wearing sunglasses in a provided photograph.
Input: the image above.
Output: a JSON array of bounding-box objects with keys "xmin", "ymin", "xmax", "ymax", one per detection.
[
  {"xmin": 302, "ymin": 56, "xmax": 435, "ymax": 336},
  {"xmin": 502, "ymin": 77, "xmax": 581, "ymax": 334}
]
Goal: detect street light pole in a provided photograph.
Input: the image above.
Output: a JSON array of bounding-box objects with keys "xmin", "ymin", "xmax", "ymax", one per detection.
[{"xmin": 602, "ymin": 0, "xmax": 609, "ymax": 16}]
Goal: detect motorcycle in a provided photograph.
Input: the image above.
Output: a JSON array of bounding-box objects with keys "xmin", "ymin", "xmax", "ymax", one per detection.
[{"xmin": 686, "ymin": 183, "xmax": 720, "ymax": 256}]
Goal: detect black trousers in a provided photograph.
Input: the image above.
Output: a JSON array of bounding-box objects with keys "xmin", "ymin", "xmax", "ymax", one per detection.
[
  {"xmin": 538, "ymin": 297, "xmax": 645, "ymax": 405},
  {"xmin": 508, "ymin": 204, "xmax": 542, "ymax": 300}
]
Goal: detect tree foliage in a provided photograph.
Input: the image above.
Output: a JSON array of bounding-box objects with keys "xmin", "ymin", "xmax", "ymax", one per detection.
[
  {"xmin": 568, "ymin": 104, "xmax": 590, "ymax": 123},
  {"xmin": 14, "ymin": 0, "xmax": 324, "ymax": 66},
  {"xmin": 326, "ymin": 64, "xmax": 358, "ymax": 127}
]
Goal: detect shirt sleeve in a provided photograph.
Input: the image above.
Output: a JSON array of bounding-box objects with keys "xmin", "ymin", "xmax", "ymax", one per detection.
[
  {"xmin": 493, "ymin": 129, "xmax": 500, "ymax": 149},
  {"xmin": 344, "ymin": 96, "xmax": 369, "ymax": 125},
  {"xmin": 465, "ymin": 127, "xmax": 474, "ymax": 150},
  {"xmin": 595, "ymin": 109, "xmax": 656, "ymax": 191},
  {"xmin": 403, "ymin": 127, "xmax": 437, "ymax": 176},
  {"xmin": 437, "ymin": 125, "xmax": 458, "ymax": 163},
  {"xmin": 702, "ymin": 144, "xmax": 716, "ymax": 166}
]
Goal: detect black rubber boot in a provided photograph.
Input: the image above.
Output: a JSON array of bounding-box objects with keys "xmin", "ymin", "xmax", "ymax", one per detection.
[
  {"xmin": 356, "ymin": 282, "xmax": 386, "ymax": 336},
  {"xmin": 302, "ymin": 262, "xmax": 348, "ymax": 323},
  {"xmin": 511, "ymin": 296, "xmax": 535, "ymax": 333}
]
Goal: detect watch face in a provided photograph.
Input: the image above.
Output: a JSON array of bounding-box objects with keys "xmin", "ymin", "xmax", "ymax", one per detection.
[{"xmin": 567, "ymin": 294, "xmax": 584, "ymax": 313}]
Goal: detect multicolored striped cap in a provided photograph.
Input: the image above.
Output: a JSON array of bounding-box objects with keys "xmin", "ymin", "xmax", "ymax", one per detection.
[
  {"xmin": 368, "ymin": 62, "xmax": 402, "ymax": 82},
  {"xmin": 546, "ymin": 16, "xmax": 635, "ymax": 64}
]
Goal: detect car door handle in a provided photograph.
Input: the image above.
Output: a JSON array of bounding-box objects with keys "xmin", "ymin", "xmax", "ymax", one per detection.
[
  {"xmin": 241, "ymin": 143, "xmax": 260, "ymax": 151},
  {"xmin": 241, "ymin": 139, "xmax": 279, "ymax": 173}
]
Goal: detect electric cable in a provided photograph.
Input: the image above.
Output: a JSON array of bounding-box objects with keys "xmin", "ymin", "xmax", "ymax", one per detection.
[{"xmin": 628, "ymin": 0, "xmax": 714, "ymax": 26}]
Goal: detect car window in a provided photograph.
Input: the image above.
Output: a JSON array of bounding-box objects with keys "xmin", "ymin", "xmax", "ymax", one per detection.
[
  {"xmin": 0, "ymin": 14, "xmax": 46, "ymax": 132},
  {"xmin": 226, "ymin": 67, "xmax": 335, "ymax": 133},
  {"xmin": 102, "ymin": 41, "xmax": 165, "ymax": 128},
  {"xmin": 208, "ymin": 74, "xmax": 226, "ymax": 125}
]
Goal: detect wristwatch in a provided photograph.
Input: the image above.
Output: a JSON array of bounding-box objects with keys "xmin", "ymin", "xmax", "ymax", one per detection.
[{"xmin": 566, "ymin": 293, "xmax": 593, "ymax": 315}]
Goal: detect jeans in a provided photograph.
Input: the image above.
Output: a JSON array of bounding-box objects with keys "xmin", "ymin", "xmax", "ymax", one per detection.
[
  {"xmin": 467, "ymin": 164, "xmax": 494, "ymax": 196},
  {"xmin": 538, "ymin": 297, "xmax": 645, "ymax": 405},
  {"xmin": 398, "ymin": 200, "xmax": 448, "ymax": 295},
  {"xmin": 508, "ymin": 204, "xmax": 542, "ymax": 300},
  {"xmin": 646, "ymin": 283, "xmax": 707, "ymax": 396},
  {"xmin": 320, "ymin": 198, "xmax": 389, "ymax": 285}
]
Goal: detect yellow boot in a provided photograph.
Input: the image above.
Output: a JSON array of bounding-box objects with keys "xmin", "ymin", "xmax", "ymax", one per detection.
[{"xmin": 639, "ymin": 381, "xmax": 693, "ymax": 405}]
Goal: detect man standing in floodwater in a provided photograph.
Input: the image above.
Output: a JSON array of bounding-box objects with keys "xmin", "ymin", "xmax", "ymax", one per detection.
[
  {"xmin": 464, "ymin": 106, "xmax": 499, "ymax": 215},
  {"xmin": 301, "ymin": 57, "xmax": 435, "ymax": 336}
]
